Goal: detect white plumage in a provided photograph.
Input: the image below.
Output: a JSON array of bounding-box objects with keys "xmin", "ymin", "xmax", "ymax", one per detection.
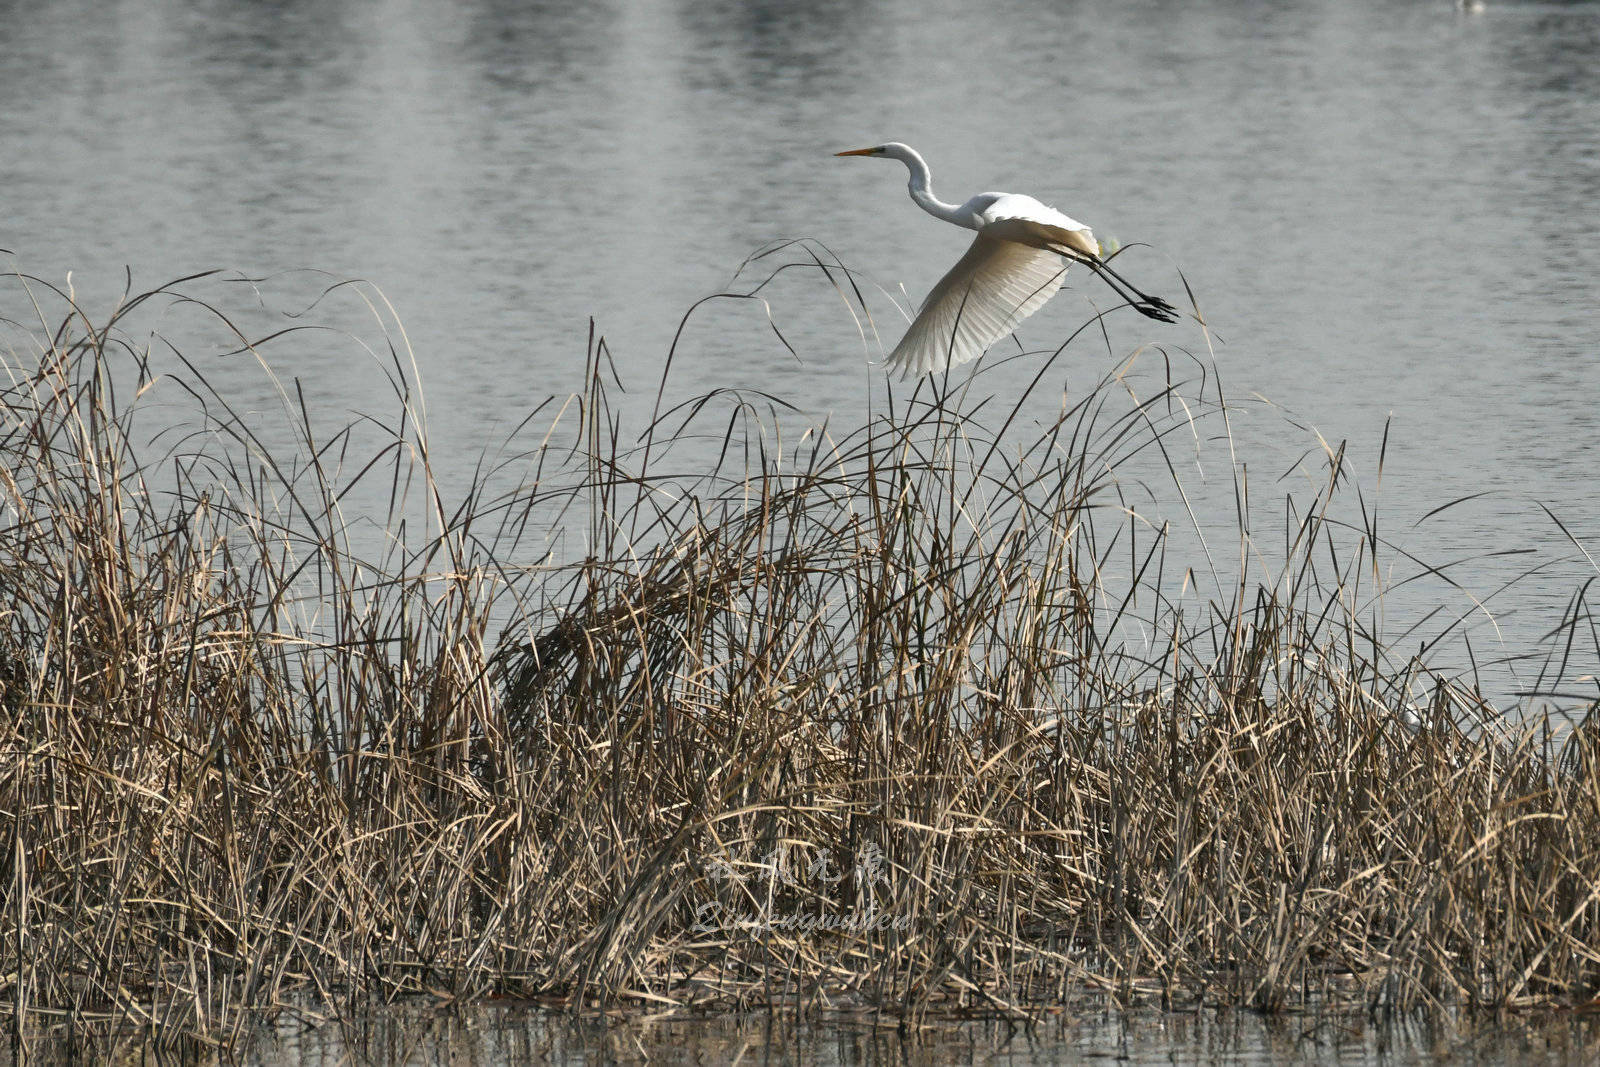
[{"xmin": 836, "ymin": 143, "xmax": 1178, "ymax": 378}]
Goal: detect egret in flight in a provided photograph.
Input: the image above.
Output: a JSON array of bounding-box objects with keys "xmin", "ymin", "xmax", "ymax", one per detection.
[{"xmin": 836, "ymin": 142, "xmax": 1178, "ymax": 377}]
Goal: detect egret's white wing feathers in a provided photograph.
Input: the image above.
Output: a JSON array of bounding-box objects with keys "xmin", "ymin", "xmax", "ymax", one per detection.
[
  {"xmin": 980, "ymin": 207, "xmax": 1100, "ymax": 260},
  {"xmin": 981, "ymin": 194, "xmax": 1096, "ymax": 251},
  {"xmin": 885, "ymin": 231, "xmax": 1069, "ymax": 378}
]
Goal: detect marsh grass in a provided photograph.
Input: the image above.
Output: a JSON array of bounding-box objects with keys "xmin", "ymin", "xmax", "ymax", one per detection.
[{"xmin": 1, "ymin": 261, "xmax": 1598, "ymax": 1057}]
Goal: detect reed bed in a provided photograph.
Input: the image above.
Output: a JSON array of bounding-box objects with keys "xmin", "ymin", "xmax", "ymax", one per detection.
[{"xmin": 1, "ymin": 265, "xmax": 1598, "ymax": 1056}]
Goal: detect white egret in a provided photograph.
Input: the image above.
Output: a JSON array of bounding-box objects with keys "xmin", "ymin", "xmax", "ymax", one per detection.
[{"xmin": 836, "ymin": 142, "xmax": 1178, "ymax": 377}]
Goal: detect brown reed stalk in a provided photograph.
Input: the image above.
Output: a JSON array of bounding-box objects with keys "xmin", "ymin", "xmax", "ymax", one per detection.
[{"xmin": 0, "ymin": 260, "xmax": 1596, "ymax": 1057}]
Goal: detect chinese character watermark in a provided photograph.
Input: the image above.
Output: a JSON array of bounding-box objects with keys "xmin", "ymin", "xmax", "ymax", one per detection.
[{"xmin": 691, "ymin": 843, "xmax": 911, "ymax": 936}]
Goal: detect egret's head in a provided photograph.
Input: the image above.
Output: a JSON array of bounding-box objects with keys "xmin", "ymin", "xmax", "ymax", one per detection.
[{"xmin": 835, "ymin": 142, "xmax": 913, "ymax": 161}]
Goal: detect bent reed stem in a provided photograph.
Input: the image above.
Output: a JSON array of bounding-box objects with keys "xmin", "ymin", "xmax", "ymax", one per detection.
[{"xmin": 0, "ymin": 261, "xmax": 1597, "ymax": 1055}]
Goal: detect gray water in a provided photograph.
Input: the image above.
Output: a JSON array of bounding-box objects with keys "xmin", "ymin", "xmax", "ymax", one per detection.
[
  {"xmin": 6, "ymin": 0, "xmax": 1599, "ymax": 692},
  {"xmin": 237, "ymin": 1005, "xmax": 1600, "ymax": 1065}
]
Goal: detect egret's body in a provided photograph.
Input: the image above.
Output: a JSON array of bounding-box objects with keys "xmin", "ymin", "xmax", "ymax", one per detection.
[{"xmin": 836, "ymin": 143, "xmax": 1177, "ymax": 377}]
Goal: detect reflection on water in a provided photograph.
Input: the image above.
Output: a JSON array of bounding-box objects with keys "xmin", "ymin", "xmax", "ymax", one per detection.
[
  {"xmin": 1, "ymin": 1, "xmax": 1597, "ymax": 689},
  {"xmin": 235, "ymin": 1006, "xmax": 1600, "ymax": 1065}
]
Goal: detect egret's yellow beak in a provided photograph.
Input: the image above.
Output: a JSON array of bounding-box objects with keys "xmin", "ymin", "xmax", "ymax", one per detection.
[{"xmin": 834, "ymin": 147, "xmax": 878, "ymax": 157}]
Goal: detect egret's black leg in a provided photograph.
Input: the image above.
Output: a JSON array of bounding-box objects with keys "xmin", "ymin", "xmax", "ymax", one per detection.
[
  {"xmin": 1088, "ymin": 262, "xmax": 1179, "ymax": 322},
  {"xmin": 1090, "ymin": 259, "xmax": 1180, "ymax": 321},
  {"xmin": 1051, "ymin": 245, "xmax": 1179, "ymax": 323}
]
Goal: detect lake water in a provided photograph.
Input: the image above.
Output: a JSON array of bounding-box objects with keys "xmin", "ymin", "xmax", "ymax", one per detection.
[
  {"xmin": 235, "ymin": 1004, "xmax": 1600, "ymax": 1065},
  {"xmin": 3, "ymin": 1, "xmax": 1598, "ymax": 686}
]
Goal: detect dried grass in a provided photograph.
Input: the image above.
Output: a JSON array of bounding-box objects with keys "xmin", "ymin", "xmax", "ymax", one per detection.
[{"xmin": 1, "ymin": 264, "xmax": 1598, "ymax": 1056}]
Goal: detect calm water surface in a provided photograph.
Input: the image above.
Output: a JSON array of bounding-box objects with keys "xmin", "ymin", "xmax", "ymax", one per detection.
[
  {"xmin": 235, "ymin": 1006, "xmax": 1600, "ymax": 1065},
  {"xmin": 3, "ymin": 0, "xmax": 1598, "ymax": 689}
]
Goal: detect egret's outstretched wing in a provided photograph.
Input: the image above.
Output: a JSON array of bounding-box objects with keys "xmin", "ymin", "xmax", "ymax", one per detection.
[
  {"xmin": 886, "ymin": 232, "xmax": 1069, "ymax": 378},
  {"xmin": 981, "ymin": 196, "xmax": 1100, "ymax": 258},
  {"xmin": 980, "ymin": 211, "xmax": 1098, "ymax": 258}
]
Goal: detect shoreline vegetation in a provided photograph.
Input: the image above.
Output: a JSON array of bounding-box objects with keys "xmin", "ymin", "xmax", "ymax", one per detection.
[{"xmin": 2, "ymin": 263, "xmax": 1599, "ymax": 1058}]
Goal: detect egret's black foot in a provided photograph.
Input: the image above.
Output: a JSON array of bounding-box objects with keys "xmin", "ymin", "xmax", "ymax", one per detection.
[{"xmin": 1134, "ymin": 296, "xmax": 1181, "ymax": 323}]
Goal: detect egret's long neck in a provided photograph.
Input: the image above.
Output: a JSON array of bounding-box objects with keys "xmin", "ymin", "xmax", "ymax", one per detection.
[{"xmin": 900, "ymin": 151, "xmax": 967, "ymax": 227}]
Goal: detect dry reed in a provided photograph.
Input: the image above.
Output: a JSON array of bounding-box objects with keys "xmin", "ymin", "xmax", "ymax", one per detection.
[{"xmin": 1, "ymin": 264, "xmax": 1598, "ymax": 1057}]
